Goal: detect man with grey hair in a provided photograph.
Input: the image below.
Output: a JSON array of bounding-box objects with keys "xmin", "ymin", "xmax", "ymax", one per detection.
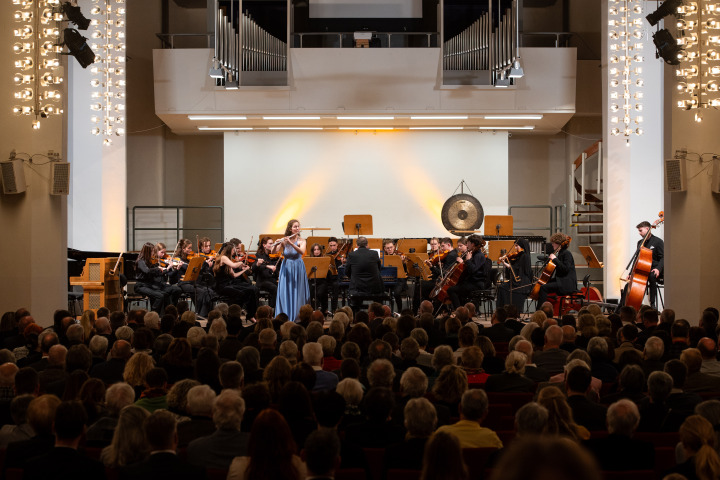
[
  {"xmin": 303, "ymin": 342, "xmax": 338, "ymax": 391},
  {"xmin": 258, "ymin": 328, "xmax": 277, "ymax": 367},
  {"xmin": 177, "ymin": 385, "xmax": 217, "ymax": 447},
  {"xmin": 385, "ymin": 397, "xmax": 437, "ymax": 471},
  {"xmin": 410, "ymin": 328, "xmax": 433, "ymax": 368},
  {"xmin": 584, "ymin": 399, "xmax": 655, "ymax": 470},
  {"xmin": 391, "ymin": 367, "xmax": 428, "ymax": 426},
  {"xmin": 88, "ymin": 335, "xmax": 108, "ymax": 364},
  {"xmin": 367, "ymin": 359, "xmax": 396, "ymax": 389},
  {"xmin": 85, "ymin": 382, "xmax": 136, "ymax": 444},
  {"xmin": 514, "ymin": 402, "xmax": 548, "ymax": 436},
  {"xmin": 90, "ymin": 339, "xmax": 131, "ymax": 385},
  {"xmin": 65, "ymin": 323, "xmax": 85, "ymax": 346},
  {"xmin": 187, "ymin": 389, "xmax": 249, "ymax": 469},
  {"xmin": 642, "ymin": 335, "xmax": 666, "ymax": 377},
  {"xmin": 514, "ymin": 339, "xmax": 550, "ymax": 383},
  {"xmin": 533, "ymin": 325, "xmax": 569, "ymax": 376},
  {"xmin": 278, "ymin": 340, "xmax": 298, "ymax": 366},
  {"xmin": 318, "ymin": 335, "xmax": 340, "ymax": 370},
  {"xmin": 637, "ymin": 370, "xmax": 676, "ymax": 432},
  {"xmin": 94, "ymin": 317, "xmax": 112, "ymax": 337},
  {"xmin": 436, "ymin": 389, "xmax": 503, "ymax": 448},
  {"xmin": 698, "ymin": 337, "xmax": 720, "ymax": 377}
]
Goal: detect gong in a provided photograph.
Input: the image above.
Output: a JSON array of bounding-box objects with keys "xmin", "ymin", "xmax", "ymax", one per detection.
[{"xmin": 441, "ymin": 194, "xmax": 484, "ymax": 234}]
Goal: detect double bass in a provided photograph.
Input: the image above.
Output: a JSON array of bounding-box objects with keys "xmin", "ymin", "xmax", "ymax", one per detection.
[
  {"xmin": 622, "ymin": 212, "xmax": 664, "ymax": 310},
  {"xmin": 529, "ymin": 235, "xmax": 572, "ymax": 300}
]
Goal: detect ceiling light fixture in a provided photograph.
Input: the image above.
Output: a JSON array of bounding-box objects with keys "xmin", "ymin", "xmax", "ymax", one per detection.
[
  {"xmin": 188, "ymin": 115, "xmax": 248, "ymax": 120},
  {"xmin": 336, "ymin": 116, "xmax": 395, "ymax": 120}
]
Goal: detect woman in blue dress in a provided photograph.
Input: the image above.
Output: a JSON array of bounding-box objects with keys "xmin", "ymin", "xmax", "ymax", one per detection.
[{"xmin": 273, "ymin": 219, "xmax": 310, "ymax": 321}]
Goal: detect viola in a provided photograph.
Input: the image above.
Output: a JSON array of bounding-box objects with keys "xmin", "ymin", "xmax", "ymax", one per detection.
[{"xmin": 529, "ymin": 236, "xmax": 572, "ymax": 300}]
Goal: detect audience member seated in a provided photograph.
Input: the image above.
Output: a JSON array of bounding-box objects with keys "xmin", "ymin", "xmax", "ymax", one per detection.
[
  {"xmin": 86, "ymin": 382, "xmax": 136, "ymax": 445},
  {"xmin": 385, "ymin": 397, "xmax": 437, "ymax": 471},
  {"xmin": 514, "ymin": 402, "xmax": 549, "ymax": 436},
  {"xmin": 514, "ymin": 339, "xmax": 550, "ymax": 383},
  {"xmin": 601, "ymin": 364, "xmax": 646, "ymax": 405},
  {"xmin": 584, "ymin": 398, "xmax": 655, "ymax": 470},
  {"xmin": 0, "ymin": 394, "xmax": 34, "ymax": 447},
  {"xmin": 681, "ymin": 348, "xmax": 720, "ymax": 393},
  {"xmin": 120, "ymin": 409, "xmax": 206, "ymax": 480},
  {"xmin": 302, "ymin": 429, "xmax": 342, "ymax": 480},
  {"xmin": 187, "ymin": 389, "xmax": 249, "ymax": 470},
  {"xmin": 665, "ymin": 415, "xmax": 720, "ymax": 480},
  {"xmin": 428, "ymin": 364, "xmax": 468, "ymax": 419},
  {"xmin": 565, "ymin": 364, "xmax": 607, "ymax": 432},
  {"xmin": 3, "ymin": 394, "xmax": 61, "ymax": 472},
  {"xmin": 177, "ymin": 384, "xmax": 217, "ymax": 447},
  {"xmin": 100, "ymin": 404, "xmax": 150, "ymax": 468},
  {"xmin": 642, "ymin": 335, "xmax": 666, "ymax": 377},
  {"xmin": 228, "ymin": 408, "xmax": 306, "ymax": 480},
  {"xmin": 533, "ymin": 325, "xmax": 569, "ymax": 376},
  {"xmin": 484, "ymin": 350, "xmax": 535, "ymax": 392},
  {"xmin": 278, "ymin": 381, "xmax": 317, "ymax": 449},
  {"xmin": 420, "ymin": 430, "xmax": 468, "ymax": 480},
  {"xmin": 135, "ymin": 367, "xmax": 169, "ymax": 413},
  {"xmin": 23, "ymin": 400, "xmax": 106, "ymax": 480},
  {"xmin": 436, "ymin": 389, "xmax": 503, "ymax": 449},
  {"xmin": 537, "ymin": 386, "xmax": 589, "ymax": 441},
  {"xmin": 303, "ymin": 342, "xmax": 338, "ymax": 392},
  {"xmin": 344, "ymin": 387, "xmax": 405, "ymax": 448}
]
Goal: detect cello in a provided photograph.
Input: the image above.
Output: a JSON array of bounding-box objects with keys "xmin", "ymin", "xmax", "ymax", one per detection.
[
  {"xmin": 529, "ymin": 235, "xmax": 572, "ymax": 300},
  {"xmin": 429, "ymin": 239, "xmax": 485, "ymax": 303},
  {"xmin": 622, "ymin": 212, "xmax": 665, "ymax": 310}
]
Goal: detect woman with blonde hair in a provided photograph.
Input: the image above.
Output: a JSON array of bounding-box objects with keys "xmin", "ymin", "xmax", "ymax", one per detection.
[
  {"xmin": 537, "ymin": 386, "xmax": 589, "ymax": 441},
  {"xmin": 430, "ymin": 365, "xmax": 468, "ymax": 415},
  {"xmin": 123, "ymin": 352, "xmax": 155, "ymax": 399},
  {"xmin": 667, "ymin": 415, "xmax": 720, "ymax": 480},
  {"xmin": 79, "ymin": 309, "xmax": 95, "ymax": 342},
  {"xmin": 100, "ymin": 405, "xmax": 150, "ymax": 468},
  {"xmin": 530, "ymin": 310, "xmax": 547, "ymax": 328}
]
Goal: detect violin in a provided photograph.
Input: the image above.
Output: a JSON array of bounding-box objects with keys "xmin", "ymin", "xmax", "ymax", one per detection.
[
  {"xmin": 427, "ymin": 250, "xmax": 449, "ymax": 266},
  {"xmin": 326, "ymin": 241, "xmax": 351, "ymax": 275},
  {"xmin": 498, "ymin": 241, "xmax": 524, "ymax": 282}
]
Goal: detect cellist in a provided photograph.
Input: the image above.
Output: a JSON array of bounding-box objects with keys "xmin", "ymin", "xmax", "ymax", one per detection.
[
  {"xmin": 535, "ymin": 233, "xmax": 577, "ymax": 306},
  {"xmin": 447, "ymin": 234, "xmax": 487, "ymax": 308}
]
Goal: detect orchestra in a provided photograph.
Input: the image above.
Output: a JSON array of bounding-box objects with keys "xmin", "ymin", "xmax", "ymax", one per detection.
[{"xmin": 124, "ymin": 226, "xmax": 630, "ymax": 321}]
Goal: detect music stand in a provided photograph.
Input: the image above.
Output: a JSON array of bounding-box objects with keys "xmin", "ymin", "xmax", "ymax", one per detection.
[
  {"xmin": 381, "ymin": 255, "xmax": 407, "ymax": 279},
  {"xmin": 487, "ymin": 240, "xmax": 516, "ymax": 262},
  {"xmin": 484, "ymin": 215, "xmax": 514, "ymax": 236},
  {"xmin": 405, "ymin": 253, "xmax": 431, "ymax": 280},
  {"xmin": 304, "ymin": 257, "xmax": 331, "ymax": 310},
  {"xmin": 343, "ymin": 215, "xmax": 373, "ymax": 237},
  {"xmin": 578, "ymin": 246, "xmax": 604, "ymax": 268},
  {"xmin": 214, "ymin": 242, "xmax": 223, "ymax": 252},
  {"xmin": 397, "ymin": 239, "xmax": 428, "ymax": 255},
  {"xmin": 182, "ymin": 257, "xmax": 206, "ymax": 283}
]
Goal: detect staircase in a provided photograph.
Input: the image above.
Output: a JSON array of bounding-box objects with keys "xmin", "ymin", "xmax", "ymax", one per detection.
[{"xmin": 570, "ymin": 141, "xmax": 603, "ymax": 247}]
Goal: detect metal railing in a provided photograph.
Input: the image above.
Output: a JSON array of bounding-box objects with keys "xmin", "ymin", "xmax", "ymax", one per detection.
[
  {"xmin": 292, "ymin": 32, "xmax": 438, "ymax": 48},
  {"xmin": 508, "ymin": 204, "xmax": 566, "ymax": 238},
  {"xmin": 156, "ymin": 33, "xmax": 214, "ymax": 49},
  {"xmin": 129, "ymin": 206, "xmax": 224, "ymax": 251}
]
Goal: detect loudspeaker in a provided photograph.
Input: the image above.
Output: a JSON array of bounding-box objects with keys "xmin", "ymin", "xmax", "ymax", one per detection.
[
  {"xmin": 0, "ymin": 159, "xmax": 27, "ymax": 194},
  {"xmin": 50, "ymin": 162, "xmax": 70, "ymax": 195},
  {"xmin": 665, "ymin": 157, "xmax": 687, "ymax": 192},
  {"xmin": 712, "ymin": 157, "xmax": 720, "ymax": 194}
]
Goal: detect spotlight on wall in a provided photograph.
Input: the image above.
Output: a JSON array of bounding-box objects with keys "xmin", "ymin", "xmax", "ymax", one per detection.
[
  {"xmin": 63, "ymin": 28, "xmax": 95, "ymax": 68},
  {"xmin": 508, "ymin": 60, "xmax": 524, "ymax": 79},
  {"xmin": 652, "ymin": 29, "xmax": 682, "ymax": 65},
  {"xmin": 61, "ymin": 2, "xmax": 90, "ymax": 30},
  {"xmin": 646, "ymin": 0, "xmax": 683, "ymax": 26}
]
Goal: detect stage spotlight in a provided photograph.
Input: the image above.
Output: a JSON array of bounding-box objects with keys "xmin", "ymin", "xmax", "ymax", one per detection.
[
  {"xmin": 508, "ymin": 60, "xmax": 524, "ymax": 79},
  {"xmin": 653, "ymin": 28, "xmax": 682, "ymax": 65},
  {"xmin": 62, "ymin": 2, "xmax": 90, "ymax": 30},
  {"xmin": 63, "ymin": 28, "xmax": 95, "ymax": 68},
  {"xmin": 646, "ymin": 0, "xmax": 682, "ymax": 27}
]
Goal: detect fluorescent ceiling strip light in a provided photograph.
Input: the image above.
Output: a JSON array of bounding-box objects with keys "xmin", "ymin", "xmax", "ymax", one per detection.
[
  {"xmin": 409, "ymin": 127, "xmax": 464, "ymax": 130},
  {"xmin": 263, "ymin": 116, "xmax": 322, "ymax": 120},
  {"xmin": 410, "ymin": 115, "xmax": 469, "ymax": 120},
  {"xmin": 337, "ymin": 116, "xmax": 395, "ymax": 120},
  {"xmin": 338, "ymin": 127, "xmax": 394, "ymax": 130},
  {"xmin": 478, "ymin": 126, "xmax": 535, "ymax": 130},
  {"xmin": 188, "ymin": 115, "xmax": 248, "ymax": 120},
  {"xmin": 198, "ymin": 126, "xmax": 253, "ymax": 131},
  {"xmin": 483, "ymin": 115, "xmax": 543, "ymax": 120},
  {"xmin": 269, "ymin": 127, "xmax": 323, "ymax": 130}
]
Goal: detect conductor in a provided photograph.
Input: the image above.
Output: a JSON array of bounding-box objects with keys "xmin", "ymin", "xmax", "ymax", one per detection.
[{"xmin": 345, "ymin": 236, "xmax": 384, "ymax": 309}]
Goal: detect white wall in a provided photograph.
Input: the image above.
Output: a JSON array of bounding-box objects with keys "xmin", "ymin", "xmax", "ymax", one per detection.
[{"xmin": 224, "ymin": 130, "xmax": 509, "ymax": 240}]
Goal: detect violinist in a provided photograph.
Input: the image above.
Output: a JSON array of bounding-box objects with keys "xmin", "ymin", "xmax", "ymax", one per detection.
[
  {"xmin": 198, "ymin": 237, "xmax": 216, "ymax": 268},
  {"xmin": 496, "ymin": 238, "xmax": 533, "ymax": 313},
  {"xmin": 171, "ymin": 238, "xmax": 213, "ymax": 317},
  {"xmin": 383, "ymin": 239, "xmax": 408, "ymax": 313},
  {"xmin": 308, "ymin": 243, "xmax": 330, "ymax": 313},
  {"xmin": 447, "ymin": 234, "xmax": 487, "ymax": 309},
  {"xmin": 534, "ymin": 232, "xmax": 577, "ymax": 306},
  {"xmin": 253, "ymin": 236, "xmax": 280, "ymax": 307},
  {"xmin": 135, "ymin": 242, "xmax": 182, "ymax": 314},
  {"xmin": 414, "ymin": 237, "xmax": 447, "ymax": 311},
  {"xmin": 213, "ymin": 242, "xmax": 258, "ymax": 320},
  {"xmin": 325, "ymin": 237, "xmax": 343, "ymax": 314},
  {"xmin": 428, "ymin": 237, "xmax": 440, "ymax": 257}
]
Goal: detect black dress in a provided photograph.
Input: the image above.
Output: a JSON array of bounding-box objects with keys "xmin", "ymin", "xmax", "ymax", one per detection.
[{"xmin": 496, "ymin": 238, "xmax": 533, "ymax": 313}]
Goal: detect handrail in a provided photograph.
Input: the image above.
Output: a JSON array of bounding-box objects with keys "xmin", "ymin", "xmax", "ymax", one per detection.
[
  {"xmin": 573, "ymin": 140, "xmax": 601, "ymax": 170},
  {"xmin": 130, "ymin": 206, "xmax": 224, "ymax": 251},
  {"xmin": 508, "ymin": 205, "xmax": 554, "ymax": 237},
  {"xmin": 292, "ymin": 31, "xmax": 439, "ymax": 48}
]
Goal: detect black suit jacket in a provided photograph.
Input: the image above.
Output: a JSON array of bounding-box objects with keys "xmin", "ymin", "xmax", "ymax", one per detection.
[
  {"xmin": 550, "ymin": 248, "xmax": 577, "ymax": 294},
  {"xmin": 120, "ymin": 451, "xmax": 207, "ymax": 480},
  {"xmin": 583, "ymin": 433, "xmax": 655, "ymax": 471},
  {"xmin": 23, "ymin": 446, "xmax": 106, "ymax": 480},
  {"xmin": 345, "ymin": 247, "xmax": 384, "ymax": 295},
  {"xmin": 567, "ymin": 394, "xmax": 607, "ymax": 431}
]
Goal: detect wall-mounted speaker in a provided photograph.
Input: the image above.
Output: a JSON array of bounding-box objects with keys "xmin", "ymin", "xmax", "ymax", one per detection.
[
  {"xmin": 712, "ymin": 158, "xmax": 720, "ymax": 194},
  {"xmin": 0, "ymin": 159, "xmax": 27, "ymax": 194},
  {"xmin": 50, "ymin": 162, "xmax": 70, "ymax": 195},
  {"xmin": 665, "ymin": 157, "xmax": 687, "ymax": 192}
]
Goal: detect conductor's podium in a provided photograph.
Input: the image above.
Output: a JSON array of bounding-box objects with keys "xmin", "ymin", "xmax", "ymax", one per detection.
[{"xmin": 69, "ymin": 257, "xmax": 124, "ymax": 313}]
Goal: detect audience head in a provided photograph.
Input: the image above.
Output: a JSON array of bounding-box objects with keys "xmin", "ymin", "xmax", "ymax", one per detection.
[
  {"xmin": 404, "ymin": 397, "xmax": 437, "ymax": 437},
  {"xmin": 607, "ymin": 399, "xmax": 641, "ymax": 436},
  {"xmin": 515, "ymin": 402, "xmax": 548, "ymax": 436}
]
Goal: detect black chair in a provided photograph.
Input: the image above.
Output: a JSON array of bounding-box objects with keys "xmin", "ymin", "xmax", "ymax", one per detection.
[{"xmin": 471, "ymin": 263, "xmax": 499, "ymax": 317}]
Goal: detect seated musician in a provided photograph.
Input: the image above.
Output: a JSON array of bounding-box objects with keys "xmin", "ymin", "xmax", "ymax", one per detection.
[
  {"xmin": 213, "ymin": 242, "xmax": 258, "ymax": 320},
  {"xmin": 308, "ymin": 243, "xmax": 330, "ymax": 313},
  {"xmin": 428, "ymin": 237, "xmax": 440, "ymax": 257},
  {"xmin": 172, "ymin": 238, "xmax": 213, "ymax": 317},
  {"xmin": 345, "ymin": 236, "xmax": 384, "ymax": 310},
  {"xmin": 496, "ymin": 238, "xmax": 533, "ymax": 314},
  {"xmin": 325, "ymin": 237, "xmax": 343, "ymax": 314},
  {"xmin": 383, "ymin": 239, "xmax": 408, "ymax": 313},
  {"xmin": 634, "ymin": 220, "xmax": 664, "ymax": 309},
  {"xmin": 418, "ymin": 237, "xmax": 457, "ymax": 310},
  {"xmin": 447, "ymin": 234, "xmax": 486, "ymax": 309},
  {"xmin": 253, "ymin": 236, "xmax": 280, "ymax": 308},
  {"xmin": 135, "ymin": 242, "xmax": 182, "ymax": 314},
  {"xmin": 536, "ymin": 232, "xmax": 577, "ymax": 306},
  {"xmin": 198, "ymin": 237, "xmax": 216, "ymax": 268}
]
